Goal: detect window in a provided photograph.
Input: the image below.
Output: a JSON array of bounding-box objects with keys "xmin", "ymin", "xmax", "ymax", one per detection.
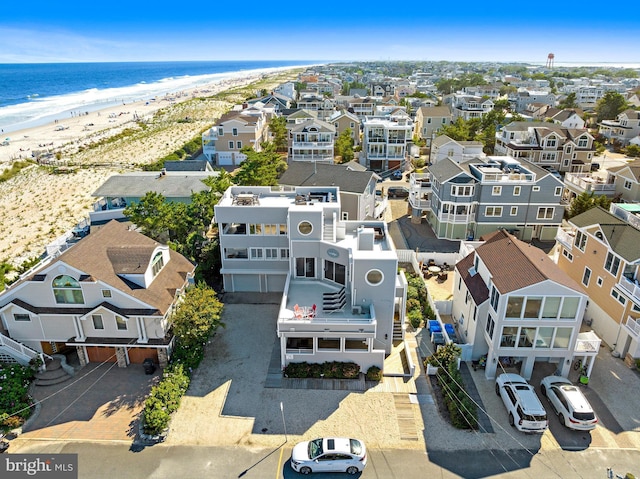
[
  {"xmin": 485, "ymin": 206, "xmax": 503, "ymax": 217},
  {"xmin": 492, "ymin": 186, "xmax": 502, "ymax": 196},
  {"xmin": 225, "ymin": 248, "xmax": 248, "ymax": 259},
  {"xmin": 624, "ymin": 180, "xmax": 632, "ymax": 190},
  {"xmin": 345, "ymin": 338, "xmax": 369, "ymax": 351},
  {"xmin": 218, "ymin": 127, "xmax": 223, "ymax": 136},
  {"xmin": 324, "ymin": 260, "xmax": 346, "ymax": 285},
  {"xmin": 596, "ymin": 276, "xmax": 603, "ymax": 286},
  {"xmin": 14, "ymin": 313, "xmax": 30, "ymax": 322},
  {"xmin": 582, "ymin": 267, "xmax": 591, "ymax": 286},
  {"xmin": 92, "ymin": 314, "xmax": 104, "ymax": 330},
  {"xmin": 232, "ymin": 128, "xmax": 238, "ymax": 136},
  {"xmin": 575, "ymin": 231, "xmax": 587, "ymax": 251},
  {"xmin": 553, "ymin": 328, "xmax": 572, "ymax": 349},
  {"xmin": 490, "ymin": 286, "xmax": 500, "ymax": 311},
  {"xmin": 560, "ymin": 297, "xmax": 579, "ymax": 319},
  {"xmin": 604, "ymin": 252, "xmax": 621, "ymax": 276},
  {"xmin": 286, "ymin": 337, "xmax": 313, "ymax": 352},
  {"xmin": 562, "ymin": 249, "xmax": 573, "ymax": 261},
  {"xmin": 611, "ymin": 289, "xmax": 627, "ymax": 305},
  {"xmin": 296, "ymin": 257, "xmax": 315, "ymax": 278},
  {"xmin": 533, "ymin": 186, "xmax": 540, "ymax": 192},
  {"xmin": 506, "ymin": 296, "xmax": 523, "ymax": 318},
  {"xmin": 298, "ymin": 221, "xmax": 313, "ymax": 235},
  {"xmin": 116, "ymin": 316, "xmax": 127, "ymax": 330},
  {"xmin": 486, "ymin": 315, "xmax": 495, "ymax": 339},
  {"xmin": 101, "ymin": 289, "xmax": 112, "ymax": 298},
  {"xmin": 537, "ymin": 327, "xmax": 553, "ymax": 349},
  {"xmin": 578, "ymin": 138, "xmax": 588, "ymax": 148},
  {"xmin": 510, "ymin": 206, "xmax": 518, "ymax": 216},
  {"xmin": 250, "ymin": 248, "xmax": 263, "ymax": 260},
  {"xmin": 524, "ymin": 297, "xmax": 542, "ymax": 318},
  {"xmin": 263, "ymin": 224, "xmax": 278, "ymax": 235},
  {"xmin": 451, "ymin": 185, "xmax": 474, "ymax": 196},
  {"xmin": 501, "ymin": 326, "xmax": 518, "ymax": 347},
  {"xmin": 513, "ymin": 186, "xmax": 521, "ymax": 196},
  {"xmin": 236, "ymin": 141, "xmax": 242, "ymax": 149},
  {"xmin": 537, "ymin": 207, "xmax": 554, "ymax": 220},
  {"xmin": 265, "ymin": 248, "xmax": 278, "ymax": 259},
  {"xmin": 280, "ymin": 248, "xmax": 290, "ymax": 259},
  {"xmin": 151, "ymin": 252, "xmax": 164, "ymax": 276},
  {"xmin": 366, "ymin": 269, "xmax": 384, "ymax": 285},
  {"xmin": 518, "ymin": 327, "xmax": 536, "ymax": 348},
  {"xmin": 228, "ymin": 141, "xmax": 234, "ymax": 149},
  {"xmin": 555, "ymin": 186, "xmax": 562, "ymax": 196},
  {"xmin": 542, "ymin": 297, "xmax": 561, "ymax": 318},
  {"xmin": 317, "ymin": 338, "xmax": 340, "ymax": 350},
  {"xmin": 249, "ymin": 224, "xmax": 263, "ymax": 235},
  {"xmin": 546, "ymin": 138, "xmax": 557, "ymax": 147},
  {"xmin": 52, "ymin": 275, "xmax": 84, "ymax": 304}
]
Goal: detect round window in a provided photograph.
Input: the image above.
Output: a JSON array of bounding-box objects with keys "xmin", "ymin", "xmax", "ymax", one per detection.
[
  {"xmin": 366, "ymin": 269, "xmax": 384, "ymax": 285},
  {"xmin": 298, "ymin": 221, "xmax": 313, "ymax": 235}
]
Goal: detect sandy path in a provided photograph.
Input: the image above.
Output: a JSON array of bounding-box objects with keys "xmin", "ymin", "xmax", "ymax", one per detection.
[{"xmin": 0, "ymin": 70, "xmax": 298, "ymax": 267}]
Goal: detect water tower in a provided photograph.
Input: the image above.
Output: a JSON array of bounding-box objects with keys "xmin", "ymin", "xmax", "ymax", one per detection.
[{"xmin": 546, "ymin": 53, "xmax": 555, "ymax": 69}]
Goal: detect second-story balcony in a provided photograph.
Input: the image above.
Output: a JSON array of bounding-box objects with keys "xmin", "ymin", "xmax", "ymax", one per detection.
[
  {"xmin": 555, "ymin": 228, "xmax": 575, "ymax": 250},
  {"xmin": 622, "ymin": 315, "xmax": 640, "ymax": 339},
  {"xmin": 564, "ymin": 173, "xmax": 616, "ymax": 197},
  {"xmin": 291, "ymin": 141, "xmax": 333, "ymax": 148},
  {"xmin": 616, "ymin": 276, "xmax": 640, "ymax": 307}
]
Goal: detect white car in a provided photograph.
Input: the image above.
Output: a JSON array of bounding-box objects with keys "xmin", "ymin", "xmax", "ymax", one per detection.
[
  {"xmin": 495, "ymin": 373, "xmax": 548, "ymax": 433},
  {"xmin": 290, "ymin": 437, "xmax": 367, "ymax": 475},
  {"xmin": 540, "ymin": 376, "xmax": 598, "ymax": 431}
]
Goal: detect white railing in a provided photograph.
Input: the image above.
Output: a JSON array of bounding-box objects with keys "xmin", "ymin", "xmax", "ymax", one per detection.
[
  {"xmin": 409, "ymin": 198, "xmax": 431, "ymax": 209},
  {"xmin": 624, "ymin": 316, "xmax": 640, "ymax": 338},
  {"xmin": 565, "ymin": 173, "xmax": 616, "ymax": 194},
  {"xmin": 574, "ymin": 337, "xmax": 601, "ymax": 353},
  {"xmin": 0, "ymin": 333, "xmax": 47, "ymax": 369},
  {"xmin": 617, "ymin": 276, "xmax": 640, "ymax": 303},
  {"xmin": 555, "ymin": 229, "xmax": 575, "ymax": 249},
  {"xmin": 292, "ymin": 141, "xmax": 333, "ymax": 147}
]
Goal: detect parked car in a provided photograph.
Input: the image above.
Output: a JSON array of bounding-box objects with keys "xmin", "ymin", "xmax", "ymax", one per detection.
[
  {"xmin": 291, "ymin": 437, "xmax": 367, "ymax": 475},
  {"xmin": 387, "ymin": 186, "xmax": 409, "ymax": 198},
  {"xmin": 392, "ymin": 170, "xmax": 403, "ymax": 180},
  {"xmin": 495, "ymin": 373, "xmax": 548, "ymax": 433},
  {"xmin": 540, "ymin": 376, "xmax": 597, "ymax": 431},
  {"xmin": 590, "ymin": 162, "xmax": 601, "ymax": 171}
]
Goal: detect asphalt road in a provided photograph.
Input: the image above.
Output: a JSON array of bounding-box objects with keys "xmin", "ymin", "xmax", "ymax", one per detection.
[{"xmin": 9, "ymin": 441, "xmax": 640, "ymax": 479}]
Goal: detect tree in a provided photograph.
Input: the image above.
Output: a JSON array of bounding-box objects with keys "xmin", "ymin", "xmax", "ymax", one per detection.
[
  {"xmin": 595, "ymin": 91, "xmax": 628, "ymax": 122},
  {"xmin": 334, "ymin": 128, "xmax": 355, "ymax": 163},
  {"xmin": 124, "ymin": 192, "xmax": 171, "ymax": 241},
  {"xmin": 234, "ymin": 144, "xmax": 287, "ymax": 186},
  {"xmin": 171, "ymin": 282, "xmax": 224, "ymax": 350},
  {"xmin": 567, "ymin": 192, "xmax": 612, "ymax": 219},
  {"xmin": 268, "ymin": 116, "xmax": 287, "ymax": 152},
  {"xmin": 625, "ymin": 144, "xmax": 640, "ymax": 158},
  {"xmin": 558, "ymin": 92, "xmax": 579, "ymax": 109}
]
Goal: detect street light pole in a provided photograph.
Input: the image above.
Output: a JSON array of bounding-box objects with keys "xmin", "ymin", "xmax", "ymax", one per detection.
[{"xmin": 280, "ymin": 401, "xmax": 288, "ymax": 442}]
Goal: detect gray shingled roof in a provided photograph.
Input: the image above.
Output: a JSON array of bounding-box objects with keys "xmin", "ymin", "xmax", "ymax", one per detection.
[
  {"xmin": 429, "ymin": 158, "xmax": 469, "ymax": 183},
  {"xmin": 569, "ymin": 206, "xmax": 640, "ymax": 262},
  {"xmin": 92, "ymin": 172, "xmax": 212, "ymax": 198},
  {"xmin": 278, "ymin": 162, "xmax": 374, "ymax": 193}
]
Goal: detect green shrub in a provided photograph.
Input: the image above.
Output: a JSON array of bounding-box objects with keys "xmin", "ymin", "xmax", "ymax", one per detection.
[
  {"xmin": 437, "ymin": 363, "xmax": 477, "ymax": 429},
  {"xmin": 406, "ymin": 298, "xmax": 422, "ymax": 313},
  {"xmin": 407, "ymin": 309, "xmax": 423, "ymax": 329},
  {"xmin": 366, "ymin": 366, "xmax": 382, "ymax": 381},
  {"xmin": 284, "ymin": 361, "xmax": 361, "ymax": 379},
  {"xmin": 407, "ymin": 285, "xmax": 419, "ymax": 301}
]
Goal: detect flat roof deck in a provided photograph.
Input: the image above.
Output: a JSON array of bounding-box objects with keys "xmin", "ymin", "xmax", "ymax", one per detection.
[{"xmin": 283, "ymin": 280, "xmax": 372, "ymax": 322}]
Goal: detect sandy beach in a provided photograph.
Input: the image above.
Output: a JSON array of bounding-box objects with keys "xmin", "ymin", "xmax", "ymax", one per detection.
[{"xmin": 0, "ymin": 69, "xmax": 299, "ymax": 268}]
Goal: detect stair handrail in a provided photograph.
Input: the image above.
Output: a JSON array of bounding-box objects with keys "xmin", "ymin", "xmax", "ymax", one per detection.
[{"xmin": 0, "ymin": 333, "xmax": 50, "ymax": 371}]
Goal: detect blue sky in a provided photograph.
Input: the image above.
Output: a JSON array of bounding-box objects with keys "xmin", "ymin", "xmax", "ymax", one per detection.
[{"xmin": 1, "ymin": 1, "xmax": 639, "ymax": 64}]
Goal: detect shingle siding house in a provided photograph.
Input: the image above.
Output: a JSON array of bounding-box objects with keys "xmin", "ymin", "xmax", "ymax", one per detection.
[
  {"xmin": 430, "ymin": 135, "xmax": 485, "ymax": 164},
  {"xmin": 427, "ymin": 156, "xmax": 564, "ymax": 241},
  {"xmin": 452, "ymin": 230, "xmax": 593, "ymax": 380},
  {"xmin": 0, "ymin": 220, "xmax": 195, "ymax": 368},
  {"xmin": 599, "ymin": 109, "xmax": 640, "ymax": 146},
  {"xmin": 214, "ymin": 186, "xmax": 407, "ymax": 372},
  {"xmin": 494, "ymin": 121, "xmax": 597, "ymax": 173},
  {"xmin": 288, "ymin": 118, "xmax": 336, "ymax": 163},
  {"xmin": 554, "ymin": 206, "xmax": 640, "ymax": 364},
  {"xmin": 413, "ymin": 106, "xmax": 453, "ymax": 146}
]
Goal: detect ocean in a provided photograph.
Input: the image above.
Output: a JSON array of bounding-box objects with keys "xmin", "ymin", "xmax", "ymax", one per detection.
[{"xmin": 0, "ymin": 60, "xmax": 317, "ymax": 133}]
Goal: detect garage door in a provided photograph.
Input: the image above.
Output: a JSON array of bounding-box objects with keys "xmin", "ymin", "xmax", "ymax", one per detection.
[
  {"xmin": 86, "ymin": 346, "xmax": 117, "ymax": 363},
  {"xmin": 232, "ymin": 274, "xmax": 260, "ymax": 292},
  {"xmin": 127, "ymin": 347, "xmax": 159, "ymax": 364},
  {"xmin": 267, "ymin": 274, "xmax": 286, "ymax": 292}
]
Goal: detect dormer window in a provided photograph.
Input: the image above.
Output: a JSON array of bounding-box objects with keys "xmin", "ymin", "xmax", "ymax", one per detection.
[
  {"xmin": 52, "ymin": 275, "xmax": 84, "ymax": 304},
  {"xmin": 152, "ymin": 252, "xmax": 165, "ymax": 277}
]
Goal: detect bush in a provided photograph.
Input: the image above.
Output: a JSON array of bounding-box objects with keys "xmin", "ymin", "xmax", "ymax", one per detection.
[
  {"xmin": 366, "ymin": 366, "xmax": 382, "ymax": 381},
  {"xmin": 284, "ymin": 361, "xmax": 361, "ymax": 379},
  {"xmin": 407, "ymin": 309, "xmax": 423, "ymax": 329},
  {"xmin": 0, "ymin": 363, "xmax": 35, "ymax": 430},
  {"xmin": 142, "ymin": 363, "xmax": 190, "ymax": 435},
  {"xmin": 406, "ymin": 298, "xmax": 422, "ymax": 313},
  {"xmin": 437, "ymin": 363, "xmax": 477, "ymax": 429}
]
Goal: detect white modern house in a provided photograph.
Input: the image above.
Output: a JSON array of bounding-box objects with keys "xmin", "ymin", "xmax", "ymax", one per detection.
[{"xmin": 214, "ymin": 185, "xmax": 407, "ymax": 372}]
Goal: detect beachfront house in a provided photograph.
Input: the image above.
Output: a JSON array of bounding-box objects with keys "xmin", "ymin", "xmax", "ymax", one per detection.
[
  {"xmin": 554, "ymin": 205, "xmax": 640, "ymax": 365},
  {"xmin": 427, "ymin": 156, "xmax": 564, "ymax": 241},
  {"xmin": 89, "ymin": 170, "xmax": 216, "ymax": 225},
  {"xmin": 214, "ymin": 185, "xmax": 406, "ymax": 372},
  {"xmin": 452, "ymin": 229, "xmax": 595, "ymax": 380},
  {"xmin": 201, "ymin": 105, "xmax": 270, "ymax": 165},
  {"xmin": 0, "ymin": 220, "xmax": 195, "ymax": 368}
]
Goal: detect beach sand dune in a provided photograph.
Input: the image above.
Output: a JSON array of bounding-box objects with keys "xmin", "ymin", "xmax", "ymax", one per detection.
[{"xmin": 0, "ymin": 70, "xmax": 297, "ymax": 267}]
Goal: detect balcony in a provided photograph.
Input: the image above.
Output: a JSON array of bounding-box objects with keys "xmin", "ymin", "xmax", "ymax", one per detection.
[
  {"xmin": 623, "ymin": 316, "xmax": 640, "ymax": 338},
  {"xmin": 291, "ymin": 141, "xmax": 333, "ymax": 147},
  {"xmin": 616, "ymin": 276, "xmax": 640, "ymax": 305},
  {"xmin": 574, "ymin": 331, "xmax": 601, "ymax": 354},
  {"xmin": 555, "ymin": 228, "xmax": 575, "ymax": 250},
  {"xmin": 565, "ymin": 173, "xmax": 616, "ymax": 196}
]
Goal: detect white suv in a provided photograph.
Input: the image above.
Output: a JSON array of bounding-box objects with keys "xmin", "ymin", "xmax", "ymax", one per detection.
[
  {"xmin": 540, "ymin": 376, "xmax": 598, "ymax": 431},
  {"xmin": 495, "ymin": 373, "xmax": 548, "ymax": 433}
]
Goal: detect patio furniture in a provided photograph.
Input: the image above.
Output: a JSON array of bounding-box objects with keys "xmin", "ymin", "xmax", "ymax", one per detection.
[{"xmin": 428, "ymin": 265, "xmax": 441, "ymax": 274}]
